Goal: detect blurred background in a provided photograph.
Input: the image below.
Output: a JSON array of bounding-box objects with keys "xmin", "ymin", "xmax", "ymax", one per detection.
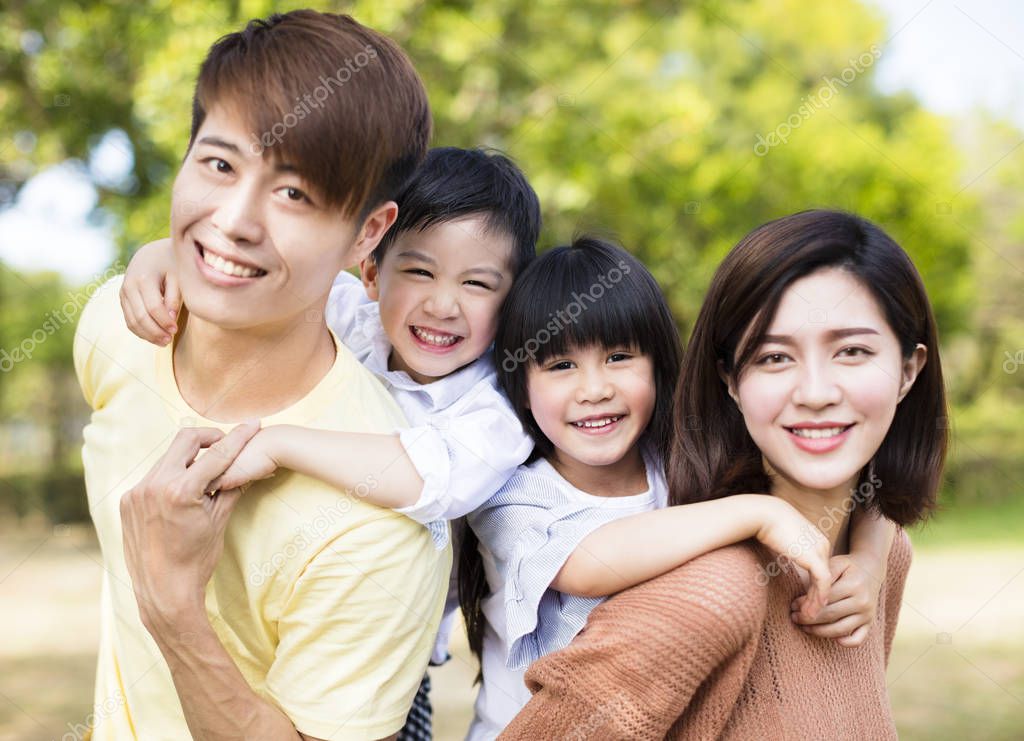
[{"xmin": 1, "ymin": 0, "xmax": 1022, "ymax": 738}]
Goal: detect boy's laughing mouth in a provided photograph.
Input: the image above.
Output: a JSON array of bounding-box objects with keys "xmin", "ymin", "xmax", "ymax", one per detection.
[{"xmin": 409, "ymin": 325, "xmax": 464, "ymax": 352}]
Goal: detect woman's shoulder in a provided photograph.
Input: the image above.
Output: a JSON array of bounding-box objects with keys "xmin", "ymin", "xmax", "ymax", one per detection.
[{"xmin": 595, "ymin": 542, "xmax": 771, "ymax": 640}]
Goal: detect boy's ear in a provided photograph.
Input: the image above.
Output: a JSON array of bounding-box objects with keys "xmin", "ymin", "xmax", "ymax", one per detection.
[
  {"xmin": 348, "ymin": 200, "xmax": 398, "ymax": 267},
  {"xmin": 360, "ymin": 256, "xmax": 380, "ymax": 301}
]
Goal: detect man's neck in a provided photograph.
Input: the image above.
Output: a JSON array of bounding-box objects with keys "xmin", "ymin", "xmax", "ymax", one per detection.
[{"xmin": 172, "ymin": 309, "xmax": 337, "ymax": 422}]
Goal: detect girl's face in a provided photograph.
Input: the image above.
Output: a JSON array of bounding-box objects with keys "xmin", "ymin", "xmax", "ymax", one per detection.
[
  {"xmin": 526, "ymin": 344, "xmax": 657, "ymax": 472},
  {"xmin": 729, "ymin": 267, "xmax": 926, "ymax": 495}
]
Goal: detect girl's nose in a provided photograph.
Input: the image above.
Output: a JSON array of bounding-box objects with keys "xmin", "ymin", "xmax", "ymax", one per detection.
[{"xmin": 575, "ymin": 368, "xmax": 614, "ymax": 404}]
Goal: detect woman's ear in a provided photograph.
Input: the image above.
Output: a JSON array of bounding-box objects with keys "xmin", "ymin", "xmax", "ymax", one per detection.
[
  {"xmin": 897, "ymin": 343, "xmax": 928, "ymax": 402},
  {"xmin": 717, "ymin": 359, "xmax": 741, "ymax": 411},
  {"xmin": 360, "ymin": 256, "xmax": 381, "ymax": 301}
]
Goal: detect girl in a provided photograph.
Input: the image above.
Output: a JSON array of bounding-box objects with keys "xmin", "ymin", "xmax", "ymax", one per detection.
[
  {"xmin": 502, "ymin": 211, "xmax": 945, "ymax": 739},
  {"xmin": 462, "ymin": 235, "xmax": 897, "ymax": 739}
]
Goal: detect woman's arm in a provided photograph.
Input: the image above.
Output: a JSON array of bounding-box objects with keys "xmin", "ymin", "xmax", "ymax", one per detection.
[
  {"xmin": 551, "ymin": 494, "xmax": 832, "ymax": 618},
  {"xmin": 501, "ymin": 545, "xmax": 768, "ymax": 739}
]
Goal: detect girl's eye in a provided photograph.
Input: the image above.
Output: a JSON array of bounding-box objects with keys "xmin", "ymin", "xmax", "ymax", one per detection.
[
  {"xmin": 548, "ymin": 360, "xmax": 574, "ymax": 371},
  {"xmin": 404, "ymin": 268, "xmax": 433, "ymax": 278},
  {"xmin": 464, "ymin": 280, "xmax": 491, "ymax": 290},
  {"xmin": 607, "ymin": 352, "xmax": 632, "ymax": 363},
  {"xmin": 756, "ymin": 352, "xmax": 791, "ymax": 365}
]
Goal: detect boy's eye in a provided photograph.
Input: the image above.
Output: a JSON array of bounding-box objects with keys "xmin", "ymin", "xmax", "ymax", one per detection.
[{"xmin": 404, "ymin": 268, "xmax": 433, "ymax": 278}]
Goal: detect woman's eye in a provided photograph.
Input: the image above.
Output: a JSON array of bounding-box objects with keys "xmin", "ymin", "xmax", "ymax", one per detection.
[
  {"xmin": 837, "ymin": 346, "xmax": 873, "ymax": 358},
  {"xmin": 756, "ymin": 352, "xmax": 790, "ymax": 365}
]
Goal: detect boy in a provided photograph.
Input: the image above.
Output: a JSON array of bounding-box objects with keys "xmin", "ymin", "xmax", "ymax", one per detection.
[
  {"xmin": 119, "ymin": 146, "xmax": 543, "ymax": 735},
  {"xmin": 74, "ymin": 11, "xmax": 449, "ymax": 740}
]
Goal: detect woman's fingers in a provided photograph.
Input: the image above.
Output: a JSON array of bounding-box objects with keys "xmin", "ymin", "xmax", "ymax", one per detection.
[
  {"xmin": 836, "ymin": 624, "xmax": 870, "ymax": 647},
  {"xmin": 798, "ymin": 614, "xmax": 864, "ymax": 639}
]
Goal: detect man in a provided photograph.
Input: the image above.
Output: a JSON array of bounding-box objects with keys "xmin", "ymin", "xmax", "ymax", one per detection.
[{"xmin": 73, "ymin": 11, "xmax": 449, "ymax": 739}]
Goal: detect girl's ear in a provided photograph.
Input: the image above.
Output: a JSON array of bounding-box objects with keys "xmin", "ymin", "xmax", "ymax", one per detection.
[
  {"xmin": 897, "ymin": 343, "xmax": 927, "ymax": 403},
  {"xmin": 717, "ymin": 359, "xmax": 741, "ymax": 411},
  {"xmin": 360, "ymin": 256, "xmax": 381, "ymax": 301}
]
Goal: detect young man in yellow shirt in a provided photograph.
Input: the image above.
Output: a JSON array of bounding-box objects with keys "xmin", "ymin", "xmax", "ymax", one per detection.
[{"xmin": 73, "ymin": 11, "xmax": 449, "ymax": 740}]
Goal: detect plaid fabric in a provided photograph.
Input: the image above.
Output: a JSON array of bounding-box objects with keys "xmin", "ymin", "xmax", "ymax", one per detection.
[{"xmin": 397, "ymin": 672, "xmax": 432, "ymax": 741}]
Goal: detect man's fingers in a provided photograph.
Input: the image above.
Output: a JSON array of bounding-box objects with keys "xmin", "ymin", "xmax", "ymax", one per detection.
[
  {"xmin": 164, "ymin": 427, "xmax": 226, "ymax": 470},
  {"xmin": 185, "ymin": 421, "xmax": 261, "ymax": 489}
]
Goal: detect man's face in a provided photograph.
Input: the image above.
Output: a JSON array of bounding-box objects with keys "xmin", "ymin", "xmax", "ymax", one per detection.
[{"xmin": 170, "ymin": 104, "xmax": 381, "ymax": 331}]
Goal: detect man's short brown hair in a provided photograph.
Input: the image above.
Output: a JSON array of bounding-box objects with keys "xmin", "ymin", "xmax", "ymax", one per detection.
[{"xmin": 188, "ymin": 10, "xmax": 431, "ymax": 218}]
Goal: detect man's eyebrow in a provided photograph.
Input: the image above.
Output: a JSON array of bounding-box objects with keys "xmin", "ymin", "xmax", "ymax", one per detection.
[
  {"xmin": 763, "ymin": 327, "xmax": 881, "ymax": 345},
  {"xmin": 196, "ymin": 136, "xmax": 241, "ymax": 154}
]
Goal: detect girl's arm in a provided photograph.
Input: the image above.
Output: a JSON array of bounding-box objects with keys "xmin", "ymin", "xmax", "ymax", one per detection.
[
  {"xmin": 791, "ymin": 507, "xmax": 896, "ymax": 646},
  {"xmin": 551, "ymin": 494, "xmax": 832, "ymax": 618}
]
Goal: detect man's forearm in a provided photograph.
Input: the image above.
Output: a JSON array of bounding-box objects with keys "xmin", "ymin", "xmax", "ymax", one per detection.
[{"xmin": 145, "ymin": 603, "xmax": 304, "ymax": 741}]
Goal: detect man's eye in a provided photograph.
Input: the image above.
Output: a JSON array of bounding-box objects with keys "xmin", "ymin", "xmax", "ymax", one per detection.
[
  {"xmin": 281, "ymin": 187, "xmax": 312, "ymax": 204},
  {"xmin": 204, "ymin": 157, "xmax": 232, "ymax": 174}
]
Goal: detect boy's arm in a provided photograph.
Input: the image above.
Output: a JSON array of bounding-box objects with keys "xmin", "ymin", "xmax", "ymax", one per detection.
[
  {"xmin": 119, "ymin": 237, "xmax": 179, "ymax": 345},
  {"xmin": 211, "ymin": 425, "xmax": 424, "ymax": 510},
  {"xmin": 552, "ymin": 494, "xmax": 832, "ymax": 618}
]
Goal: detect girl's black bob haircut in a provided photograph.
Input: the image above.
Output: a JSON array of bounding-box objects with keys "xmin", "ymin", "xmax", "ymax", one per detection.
[{"xmin": 494, "ymin": 235, "xmax": 682, "ymax": 464}]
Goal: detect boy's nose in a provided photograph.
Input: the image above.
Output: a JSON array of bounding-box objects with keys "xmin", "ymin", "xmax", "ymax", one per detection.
[{"xmin": 424, "ymin": 289, "xmax": 460, "ymax": 319}]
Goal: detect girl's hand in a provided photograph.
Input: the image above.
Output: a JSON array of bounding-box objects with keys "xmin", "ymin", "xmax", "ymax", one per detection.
[
  {"xmin": 754, "ymin": 498, "xmax": 832, "ymax": 621},
  {"xmin": 119, "ymin": 238, "xmax": 180, "ymax": 346},
  {"xmin": 206, "ymin": 426, "xmax": 280, "ymax": 494},
  {"xmin": 790, "ymin": 554, "xmax": 881, "ymax": 646}
]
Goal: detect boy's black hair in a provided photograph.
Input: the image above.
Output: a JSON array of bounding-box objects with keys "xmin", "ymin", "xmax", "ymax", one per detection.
[
  {"xmin": 371, "ymin": 147, "xmax": 541, "ymax": 275},
  {"xmin": 495, "ymin": 235, "xmax": 682, "ymax": 464}
]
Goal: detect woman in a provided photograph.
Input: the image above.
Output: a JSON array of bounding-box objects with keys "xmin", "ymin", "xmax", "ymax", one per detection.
[{"xmin": 499, "ymin": 210, "xmax": 947, "ymax": 739}]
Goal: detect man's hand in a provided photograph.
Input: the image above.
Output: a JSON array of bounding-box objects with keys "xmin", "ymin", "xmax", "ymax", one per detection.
[{"xmin": 120, "ymin": 421, "xmax": 260, "ymax": 633}]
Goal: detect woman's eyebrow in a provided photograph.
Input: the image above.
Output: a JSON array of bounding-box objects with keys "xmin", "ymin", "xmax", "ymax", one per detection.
[{"xmin": 763, "ymin": 327, "xmax": 881, "ymax": 345}]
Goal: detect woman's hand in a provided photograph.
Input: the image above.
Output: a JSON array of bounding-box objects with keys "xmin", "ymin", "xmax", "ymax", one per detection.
[
  {"xmin": 119, "ymin": 237, "xmax": 180, "ymax": 346},
  {"xmin": 790, "ymin": 554, "xmax": 883, "ymax": 646}
]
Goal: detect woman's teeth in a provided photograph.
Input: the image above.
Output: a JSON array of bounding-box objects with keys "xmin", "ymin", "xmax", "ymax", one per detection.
[
  {"xmin": 412, "ymin": 326, "xmax": 461, "ymax": 346},
  {"xmin": 789, "ymin": 426, "xmax": 848, "ymax": 439},
  {"xmin": 202, "ymin": 250, "xmax": 265, "ymax": 278},
  {"xmin": 572, "ymin": 415, "xmax": 622, "ymax": 429}
]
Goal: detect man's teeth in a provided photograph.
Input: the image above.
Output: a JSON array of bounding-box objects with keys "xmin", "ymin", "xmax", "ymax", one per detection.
[
  {"xmin": 790, "ymin": 426, "xmax": 847, "ymax": 439},
  {"xmin": 572, "ymin": 415, "xmax": 622, "ymax": 429},
  {"xmin": 202, "ymin": 250, "xmax": 264, "ymax": 278},
  {"xmin": 412, "ymin": 326, "xmax": 460, "ymax": 346}
]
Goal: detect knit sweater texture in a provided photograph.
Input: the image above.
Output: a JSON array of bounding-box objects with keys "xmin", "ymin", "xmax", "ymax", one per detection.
[{"xmin": 501, "ymin": 529, "xmax": 912, "ymax": 740}]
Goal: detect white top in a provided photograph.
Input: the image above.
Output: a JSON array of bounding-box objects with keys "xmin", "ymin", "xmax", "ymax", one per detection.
[
  {"xmin": 325, "ymin": 272, "xmax": 534, "ymax": 665},
  {"xmin": 465, "ymin": 451, "xmax": 668, "ymax": 740}
]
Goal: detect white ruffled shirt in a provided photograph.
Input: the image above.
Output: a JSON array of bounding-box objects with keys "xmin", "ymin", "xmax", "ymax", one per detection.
[
  {"xmin": 325, "ymin": 271, "xmax": 534, "ymax": 664},
  {"xmin": 466, "ymin": 451, "xmax": 668, "ymax": 739}
]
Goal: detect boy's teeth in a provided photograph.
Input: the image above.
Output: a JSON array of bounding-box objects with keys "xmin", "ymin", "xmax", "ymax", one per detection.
[
  {"xmin": 412, "ymin": 326, "xmax": 460, "ymax": 346},
  {"xmin": 572, "ymin": 415, "xmax": 622, "ymax": 429},
  {"xmin": 790, "ymin": 426, "xmax": 847, "ymax": 439},
  {"xmin": 202, "ymin": 250, "xmax": 263, "ymax": 278}
]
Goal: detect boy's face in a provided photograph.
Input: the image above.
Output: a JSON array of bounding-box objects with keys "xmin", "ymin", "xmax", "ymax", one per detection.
[
  {"xmin": 362, "ymin": 215, "xmax": 516, "ymax": 384},
  {"xmin": 170, "ymin": 104, "xmax": 393, "ymax": 331}
]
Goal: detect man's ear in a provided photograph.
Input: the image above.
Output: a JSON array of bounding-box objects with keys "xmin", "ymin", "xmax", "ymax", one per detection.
[
  {"xmin": 897, "ymin": 343, "xmax": 927, "ymax": 403},
  {"xmin": 348, "ymin": 200, "xmax": 398, "ymax": 267},
  {"xmin": 360, "ymin": 256, "xmax": 380, "ymax": 301},
  {"xmin": 717, "ymin": 359, "xmax": 741, "ymax": 411}
]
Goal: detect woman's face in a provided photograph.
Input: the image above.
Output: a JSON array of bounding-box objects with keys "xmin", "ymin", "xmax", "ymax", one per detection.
[{"xmin": 729, "ymin": 267, "xmax": 926, "ymax": 494}]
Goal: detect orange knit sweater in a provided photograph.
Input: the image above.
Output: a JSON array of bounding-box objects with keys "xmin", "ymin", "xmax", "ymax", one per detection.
[{"xmin": 501, "ymin": 530, "xmax": 912, "ymax": 740}]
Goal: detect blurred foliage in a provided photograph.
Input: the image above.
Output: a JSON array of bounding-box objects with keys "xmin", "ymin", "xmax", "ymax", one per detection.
[{"xmin": 0, "ymin": 0, "xmax": 1021, "ymax": 521}]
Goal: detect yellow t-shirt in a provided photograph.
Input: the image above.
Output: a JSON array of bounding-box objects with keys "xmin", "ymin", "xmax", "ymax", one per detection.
[{"xmin": 73, "ymin": 276, "xmax": 451, "ymax": 740}]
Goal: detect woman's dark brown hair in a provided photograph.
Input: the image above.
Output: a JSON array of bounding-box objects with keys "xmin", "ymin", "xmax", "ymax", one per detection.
[{"xmin": 669, "ymin": 209, "xmax": 947, "ymax": 526}]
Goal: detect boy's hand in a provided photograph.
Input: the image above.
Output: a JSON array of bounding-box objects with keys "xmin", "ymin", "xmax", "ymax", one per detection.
[
  {"xmin": 790, "ymin": 554, "xmax": 883, "ymax": 646},
  {"xmin": 207, "ymin": 426, "xmax": 280, "ymax": 493},
  {"xmin": 120, "ymin": 238, "xmax": 180, "ymax": 346},
  {"xmin": 754, "ymin": 499, "xmax": 832, "ymax": 621}
]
